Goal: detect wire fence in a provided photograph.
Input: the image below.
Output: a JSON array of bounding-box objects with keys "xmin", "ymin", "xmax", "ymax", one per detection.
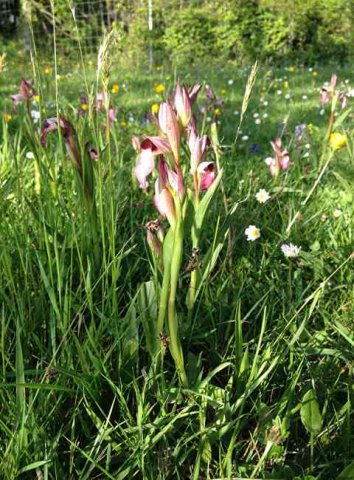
[
  {"xmin": 0, "ymin": 0, "xmax": 20, "ymax": 32},
  {"xmin": 0, "ymin": 0, "xmax": 149, "ymax": 51}
]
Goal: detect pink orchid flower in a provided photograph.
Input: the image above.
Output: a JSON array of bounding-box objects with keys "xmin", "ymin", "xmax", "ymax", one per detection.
[
  {"xmin": 197, "ymin": 161, "xmax": 216, "ymax": 191},
  {"xmin": 96, "ymin": 91, "xmax": 107, "ymax": 111},
  {"xmin": 88, "ymin": 145, "xmax": 99, "ymax": 161},
  {"xmin": 174, "ymin": 81, "xmax": 192, "ymax": 128},
  {"xmin": 339, "ymin": 92, "xmax": 348, "ymax": 109},
  {"xmin": 153, "ymin": 158, "xmax": 176, "ymax": 227},
  {"xmin": 41, "ymin": 116, "xmax": 82, "ymax": 180},
  {"xmin": 188, "ymin": 126, "xmax": 210, "ymax": 174},
  {"xmin": 133, "ymin": 136, "xmax": 171, "ymax": 190},
  {"xmin": 158, "ymin": 102, "xmax": 180, "ymax": 164},
  {"xmin": 11, "ymin": 79, "xmax": 34, "ymax": 107},
  {"xmin": 330, "ymin": 73, "xmax": 337, "ymax": 91},
  {"xmin": 321, "ymin": 73, "xmax": 338, "ymax": 105},
  {"xmin": 167, "ymin": 165, "xmax": 185, "ymax": 201},
  {"xmin": 321, "ymin": 88, "xmax": 329, "ymax": 105},
  {"xmin": 188, "ymin": 84, "xmax": 202, "ymax": 104},
  {"xmin": 108, "ymin": 108, "xmax": 117, "ymax": 125},
  {"xmin": 268, "ymin": 138, "xmax": 291, "ymax": 177}
]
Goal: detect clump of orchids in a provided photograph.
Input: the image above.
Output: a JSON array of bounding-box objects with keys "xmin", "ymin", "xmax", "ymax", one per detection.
[{"xmin": 132, "ymin": 81, "xmax": 222, "ymax": 385}]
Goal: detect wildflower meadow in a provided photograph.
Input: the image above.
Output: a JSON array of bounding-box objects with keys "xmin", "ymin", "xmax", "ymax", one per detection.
[{"xmin": 0, "ymin": 3, "xmax": 354, "ymax": 479}]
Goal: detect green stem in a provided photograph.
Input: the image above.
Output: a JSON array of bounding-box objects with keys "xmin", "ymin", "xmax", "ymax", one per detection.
[
  {"xmin": 157, "ymin": 257, "xmax": 171, "ymax": 335},
  {"xmin": 251, "ymin": 440, "xmax": 273, "ymax": 478},
  {"xmin": 168, "ymin": 219, "xmax": 188, "ymax": 386},
  {"xmin": 187, "ymin": 202, "xmax": 200, "ymax": 312},
  {"xmin": 187, "ymin": 268, "xmax": 198, "ymax": 312}
]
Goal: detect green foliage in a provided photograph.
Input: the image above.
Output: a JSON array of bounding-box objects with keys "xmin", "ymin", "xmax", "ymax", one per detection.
[
  {"xmin": 163, "ymin": 6, "xmax": 218, "ymax": 65},
  {"xmin": 8, "ymin": 0, "xmax": 353, "ymax": 64}
]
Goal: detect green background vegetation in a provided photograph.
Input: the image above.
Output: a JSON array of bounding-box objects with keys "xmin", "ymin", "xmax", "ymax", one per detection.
[{"xmin": 1, "ymin": 0, "xmax": 354, "ymax": 66}]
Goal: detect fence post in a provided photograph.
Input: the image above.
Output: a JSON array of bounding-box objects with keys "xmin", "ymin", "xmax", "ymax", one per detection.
[{"xmin": 148, "ymin": 0, "xmax": 153, "ymax": 71}]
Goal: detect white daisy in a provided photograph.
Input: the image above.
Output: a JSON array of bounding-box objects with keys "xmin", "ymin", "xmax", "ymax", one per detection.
[
  {"xmin": 281, "ymin": 243, "xmax": 301, "ymax": 258},
  {"xmin": 245, "ymin": 225, "xmax": 261, "ymax": 241},
  {"xmin": 255, "ymin": 189, "xmax": 270, "ymax": 203}
]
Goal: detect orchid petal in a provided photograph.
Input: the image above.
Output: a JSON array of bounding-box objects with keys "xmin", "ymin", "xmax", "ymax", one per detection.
[{"xmin": 134, "ymin": 148, "xmax": 155, "ymax": 190}]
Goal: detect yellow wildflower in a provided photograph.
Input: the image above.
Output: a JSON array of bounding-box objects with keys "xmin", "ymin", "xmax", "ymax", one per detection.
[
  {"xmin": 4, "ymin": 113, "xmax": 12, "ymax": 122},
  {"xmin": 329, "ymin": 132, "xmax": 347, "ymax": 151},
  {"xmin": 151, "ymin": 103, "xmax": 159, "ymax": 114},
  {"xmin": 312, "ymin": 71, "xmax": 318, "ymax": 78},
  {"xmin": 214, "ymin": 108, "xmax": 221, "ymax": 116},
  {"xmin": 155, "ymin": 84, "xmax": 165, "ymax": 94},
  {"xmin": 120, "ymin": 120, "xmax": 127, "ymax": 128},
  {"xmin": 81, "ymin": 103, "xmax": 89, "ymax": 111},
  {"xmin": 111, "ymin": 83, "xmax": 119, "ymax": 94},
  {"xmin": 221, "ymin": 88, "xmax": 226, "ymax": 95},
  {"xmin": 284, "ymin": 81, "xmax": 289, "ymax": 89},
  {"xmin": 44, "ymin": 67, "xmax": 51, "ymax": 75},
  {"xmin": 34, "ymin": 95, "xmax": 40, "ymax": 102}
]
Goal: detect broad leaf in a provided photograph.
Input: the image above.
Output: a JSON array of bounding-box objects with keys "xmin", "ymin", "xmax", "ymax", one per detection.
[{"xmin": 300, "ymin": 388, "xmax": 323, "ymax": 435}]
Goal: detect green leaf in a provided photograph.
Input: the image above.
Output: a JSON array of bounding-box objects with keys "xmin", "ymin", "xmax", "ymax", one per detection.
[
  {"xmin": 300, "ymin": 388, "xmax": 323, "ymax": 435},
  {"xmin": 137, "ymin": 281, "xmax": 158, "ymax": 357},
  {"xmin": 337, "ymin": 461, "xmax": 354, "ymax": 479},
  {"xmin": 191, "ymin": 168, "xmax": 223, "ymax": 244},
  {"xmin": 333, "ymin": 107, "xmax": 352, "ymax": 130},
  {"xmin": 18, "ymin": 460, "xmax": 51, "ymax": 474}
]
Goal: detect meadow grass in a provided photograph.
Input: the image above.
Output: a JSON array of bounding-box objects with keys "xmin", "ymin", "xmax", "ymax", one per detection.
[{"xmin": 0, "ymin": 45, "xmax": 353, "ymax": 479}]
